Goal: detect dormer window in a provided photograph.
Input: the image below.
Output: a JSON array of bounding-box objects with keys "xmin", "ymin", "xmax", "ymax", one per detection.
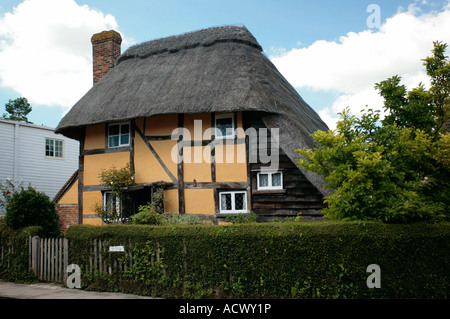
[{"xmin": 108, "ymin": 122, "xmax": 130, "ymax": 148}]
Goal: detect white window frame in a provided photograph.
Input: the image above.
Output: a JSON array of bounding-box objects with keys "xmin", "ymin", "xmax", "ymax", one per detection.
[
  {"xmin": 45, "ymin": 137, "xmax": 65, "ymax": 159},
  {"xmin": 108, "ymin": 122, "xmax": 130, "ymax": 148},
  {"xmin": 257, "ymin": 170, "xmax": 283, "ymax": 190},
  {"xmin": 215, "ymin": 113, "xmax": 235, "ymax": 139},
  {"xmin": 103, "ymin": 192, "xmax": 121, "ymax": 213},
  {"xmin": 219, "ymin": 190, "xmax": 247, "ymax": 214}
]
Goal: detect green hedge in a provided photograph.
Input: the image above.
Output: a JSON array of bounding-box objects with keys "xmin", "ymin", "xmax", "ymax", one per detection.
[{"xmin": 65, "ymin": 221, "xmax": 450, "ymax": 298}]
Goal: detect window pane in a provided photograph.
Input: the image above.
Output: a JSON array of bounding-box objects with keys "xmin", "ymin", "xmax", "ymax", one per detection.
[
  {"xmin": 121, "ymin": 124, "xmax": 130, "ymax": 135},
  {"xmin": 221, "ymin": 193, "xmax": 232, "ymax": 211},
  {"xmin": 272, "ymin": 173, "xmax": 282, "ymax": 187},
  {"xmin": 109, "ymin": 136, "xmax": 119, "ymax": 147},
  {"xmin": 259, "ymin": 174, "xmax": 269, "ymax": 187},
  {"xmin": 216, "ymin": 117, "xmax": 233, "ymax": 137},
  {"xmin": 55, "ymin": 140, "xmax": 63, "ymax": 158},
  {"xmin": 120, "ymin": 134, "xmax": 129, "ymax": 145},
  {"xmin": 109, "ymin": 124, "xmax": 119, "ymax": 136},
  {"xmin": 235, "ymin": 193, "xmax": 246, "ymax": 210}
]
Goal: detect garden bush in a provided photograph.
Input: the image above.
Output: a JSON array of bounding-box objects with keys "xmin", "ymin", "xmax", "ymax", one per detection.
[
  {"xmin": 65, "ymin": 221, "xmax": 450, "ymax": 299},
  {"xmin": 3, "ymin": 186, "xmax": 61, "ymax": 237}
]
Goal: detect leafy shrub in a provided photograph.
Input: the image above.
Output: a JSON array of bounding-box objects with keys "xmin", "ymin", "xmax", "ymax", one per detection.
[
  {"xmin": 130, "ymin": 205, "xmax": 205, "ymax": 226},
  {"xmin": 160, "ymin": 213, "xmax": 204, "ymax": 225},
  {"xmin": 4, "ymin": 186, "xmax": 61, "ymax": 237},
  {"xmin": 225, "ymin": 212, "xmax": 257, "ymax": 224},
  {"xmin": 130, "ymin": 205, "xmax": 162, "ymax": 225}
]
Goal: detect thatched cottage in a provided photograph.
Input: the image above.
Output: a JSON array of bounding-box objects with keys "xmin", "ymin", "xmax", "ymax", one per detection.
[{"xmin": 54, "ymin": 26, "xmax": 329, "ymax": 228}]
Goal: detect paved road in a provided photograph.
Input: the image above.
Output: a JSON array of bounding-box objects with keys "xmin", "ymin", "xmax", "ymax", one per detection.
[{"xmin": 0, "ymin": 281, "xmax": 156, "ymax": 299}]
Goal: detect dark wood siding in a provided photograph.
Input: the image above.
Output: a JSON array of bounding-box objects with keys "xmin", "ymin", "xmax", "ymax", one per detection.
[{"xmin": 243, "ymin": 112, "xmax": 325, "ymax": 220}]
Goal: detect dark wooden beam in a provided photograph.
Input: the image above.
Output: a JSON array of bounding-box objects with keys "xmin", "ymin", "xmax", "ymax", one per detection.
[
  {"xmin": 177, "ymin": 114, "xmax": 185, "ymax": 214},
  {"xmin": 78, "ymin": 129, "xmax": 85, "ymax": 225}
]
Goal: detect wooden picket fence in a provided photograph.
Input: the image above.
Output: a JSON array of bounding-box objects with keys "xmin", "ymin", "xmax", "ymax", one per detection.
[
  {"xmin": 83, "ymin": 239, "xmax": 164, "ymax": 275},
  {"xmin": 28, "ymin": 236, "xmax": 68, "ymax": 283},
  {"xmin": 1, "ymin": 237, "xmax": 162, "ymax": 284}
]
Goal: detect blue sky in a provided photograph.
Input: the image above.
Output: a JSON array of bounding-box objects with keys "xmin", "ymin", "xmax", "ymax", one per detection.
[{"xmin": 0, "ymin": 0, "xmax": 449, "ymax": 130}]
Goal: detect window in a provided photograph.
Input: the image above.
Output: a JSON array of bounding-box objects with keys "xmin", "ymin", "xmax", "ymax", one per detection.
[
  {"xmin": 45, "ymin": 138, "xmax": 64, "ymax": 159},
  {"xmin": 215, "ymin": 113, "xmax": 234, "ymax": 139},
  {"xmin": 219, "ymin": 190, "xmax": 247, "ymax": 214},
  {"xmin": 103, "ymin": 192, "xmax": 121, "ymax": 214},
  {"xmin": 257, "ymin": 171, "xmax": 283, "ymax": 190},
  {"xmin": 108, "ymin": 122, "xmax": 130, "ymax": 148}
]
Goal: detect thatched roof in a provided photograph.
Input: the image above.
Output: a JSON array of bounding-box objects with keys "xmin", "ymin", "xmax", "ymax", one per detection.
[{"xmin": 56, "ymin": 25, "xmax": 329, "ymax": 195}]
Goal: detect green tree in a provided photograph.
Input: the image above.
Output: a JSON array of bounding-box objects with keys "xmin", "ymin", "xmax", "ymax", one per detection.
[
  {"xmin": 2, "ymin": 97, "xmax": 33, "ymax": 123},
  {"xmin": 375, "ymin": 41, "xmax": 449, "ymax": 135},
  {"xmin": 296, "ymin": 41, "xmax": 450, "ymax": 223},
  {"xmin": 4, "ymin": 186, "xmax": 61, "ymax": 237}
]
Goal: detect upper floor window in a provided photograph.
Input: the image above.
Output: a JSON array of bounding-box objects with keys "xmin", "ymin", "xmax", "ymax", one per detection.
[
  {"xmin": 45, "ymin": 138, "xmax": 64, "ymax": 159},
  {"xmin": 257, "ymin": 171, "xmax": 283, "ymax": 190},
  {"xmin": 108, "ymin": 122, "xmax": 130, "ymax": 148},
  {"xmin": 215, "ymin": 113, "xmax": 234, "ymax": 139}
]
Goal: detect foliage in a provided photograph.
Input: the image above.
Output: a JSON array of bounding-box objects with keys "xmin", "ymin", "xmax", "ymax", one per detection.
[
  {"xmin": 225, "ymin": 211, "xmax": 257, "ymax": 224},
  {"xmin": 3, "ymin": 186, "xmax": 61, "ymax": 237},
  {"xmin": 65, "ymin": 221, "xmax": 450, "ymax": 299},
  {"xmin": 296, "ymin": 41, "xmax": 450, "ymax": 223},
  {"xmin": 130, "ymin": 205, "xmax": 162, "ymax": 225},
  {"xmin": 98, "ymin": 163, "xmax": 134, "ymax": 192},
  {"xmin": 130, "ymin": 205, "xmax": 205, "ymax": 226},
  {"xmin": 0, "ymin": 220, "xmax": 41, "ymax": 282},
  {"xmin": 159, "ymin": 213, "xmax": 205, "ymax": 226},
  {"xmin": 376, "ymin": 41, "xmax": 449, "ymax": 135},
  {"xmin": 95, "ymin": 163, "xmax": 134, "ymax": 224},
  {"xmin": 2, "ymin": 97, "xmax": 33, "ymax": 123},
  {"xmin": 149, "ymin": 187, "xmax": 166, "ymax": 214}
]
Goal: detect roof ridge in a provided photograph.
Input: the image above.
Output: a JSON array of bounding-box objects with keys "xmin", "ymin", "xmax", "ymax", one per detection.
[{"xmin": 117, "ymin": 25, "xmax": 262, "ymax": 65}]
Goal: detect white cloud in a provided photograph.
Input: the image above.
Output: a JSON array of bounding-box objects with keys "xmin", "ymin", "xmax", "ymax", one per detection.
[
  {"xmin": 270, "ymin": 2, "xmax": 450, "ymax": 130},
  {"xmin": 0, "ymin": 0, "xmax": 127, "ymax": 113}
]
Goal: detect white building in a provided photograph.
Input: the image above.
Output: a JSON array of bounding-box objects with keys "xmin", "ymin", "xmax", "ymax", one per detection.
[{"xmin": 0, "ymin": 119, "xmax": 79, "ymax": 214}]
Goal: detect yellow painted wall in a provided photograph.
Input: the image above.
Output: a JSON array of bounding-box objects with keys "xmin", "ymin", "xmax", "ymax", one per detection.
[
  {"xmin": 83, "ymin": 191, "xmax": 102, "ymax": 216},
  {"xmin": 83, "ymin": 218, "xmax": 102, "ymax": 226},
  {"xmin": 163, "ymin": 189, "xmax": 179, "ymax": 213},
  {"xmin": 57, "ymin": 180, "xmax": 78, "ymax": 205},
  {"xmin": 183, "ymin": 146, "xmax": 212, "ymax": 182},
  {"xmin": 83, "ymin": 152, "xmax": 130, "ymax": 186},
  {"xmin": 84, "ymin": 124, "xmax": 105, "ymax": 150},
  {"xmin": 151, "ymin": 140, "xmax": 178, "ymax": 179},
  {"xmin": 184, "ymin": 189, "xmax": 215, "ymax": 215},
  {"xmin": 146, "ymin": 114, "xmax": 178, "ymax": 136},
  {"xmin": 215, "ymin": 143, "xmax": 247, "ymax": 182},
  {"xmin": 134, "ymin": 135, "xmax": 177, "ymax": 183}
]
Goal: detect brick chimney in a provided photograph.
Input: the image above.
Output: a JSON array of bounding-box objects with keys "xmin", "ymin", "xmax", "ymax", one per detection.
[{"xmin": 91, "ymin": 30, "xmax": 122, "ymax": 84}]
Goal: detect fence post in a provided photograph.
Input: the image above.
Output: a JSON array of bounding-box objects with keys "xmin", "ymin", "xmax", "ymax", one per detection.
[
  {"xmin": 30, "ymin": 236, "xmax": 39, "ymax": 277},
  {"xmin": 63, "ymin": 238, "xmax": 68, "ymax": 284}
]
